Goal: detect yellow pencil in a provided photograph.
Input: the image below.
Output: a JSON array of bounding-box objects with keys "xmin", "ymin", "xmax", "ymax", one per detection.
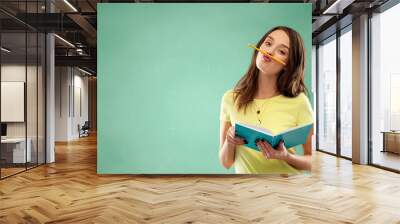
[{"xmin": 248, "ymin": 44, "xmax": 287, "ymax": 66}]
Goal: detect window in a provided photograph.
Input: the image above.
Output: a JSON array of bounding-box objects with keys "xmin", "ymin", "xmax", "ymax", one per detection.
[
  {"xmin": 317, "ymin": 35, "xmax": 337, "ymax": 154},
  {"xmin": 371, "ymin": 3, "xmax": 400, "ymax": 171},
  {"xmin": 339, "ymin": 27, "xmax": 352, "ymax": 158}
]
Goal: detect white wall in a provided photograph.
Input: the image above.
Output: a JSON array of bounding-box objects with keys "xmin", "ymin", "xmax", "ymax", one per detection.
[
  {"xmin": 1, "ymin": 63, "xmax": 46, "ymax": 164},
  {"xmin": 1, "ymin": 66, "xmax": 26, "ymax": 138},
  {"xmin": 55, "ymin": 67, "xmax": 89, "ymax": 141},
  {"xmin": 55, "ymin": 66, "xmax": 69, "ymax": 141},
  {"xmin": 70, "ymin": 72, "xmax": 89, "ymax": 139},
  {"xmin": 1, "ymin": 65, "xmax": 41, "ymax": 137}
]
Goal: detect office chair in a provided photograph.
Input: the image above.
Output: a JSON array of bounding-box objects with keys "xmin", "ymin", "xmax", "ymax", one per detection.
[{"xmin": 79, "ymin": 121, "xmax": 90, "ymax": 138}]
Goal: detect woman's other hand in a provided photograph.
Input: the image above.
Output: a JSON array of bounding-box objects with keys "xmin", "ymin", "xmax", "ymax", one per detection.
[
  {"xmin": 257, "ymin": 140, "xmax": 288, "ymax": 161},
  {"xmin": 226, "ymin": 126, "xmax": 247, "ymax": 147}
]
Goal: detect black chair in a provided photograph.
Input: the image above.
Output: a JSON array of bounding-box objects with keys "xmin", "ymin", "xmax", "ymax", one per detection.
[{"xmin": 79, "ymin": 121, "xmax": 90, "ymax": 138}]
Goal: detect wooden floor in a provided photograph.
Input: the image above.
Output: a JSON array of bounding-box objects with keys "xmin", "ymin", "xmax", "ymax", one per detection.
[
  {"xmin": 0, "ymin": 167, "xmax": 26, "ymax": 178},
  {"xmin": 372, "ymin": 150, "xmax": 400, "ymax": 171},
  {"xmin": 1, "ymin": 163, "xmax": 45, "ymax": 178},
  {"xmin": 1, "ymin": 134, "xmax": 400, "ymax": 223}
]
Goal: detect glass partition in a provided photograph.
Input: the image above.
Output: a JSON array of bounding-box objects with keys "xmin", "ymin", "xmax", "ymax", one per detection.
[
  {"xmin": 1, "ymin": 30, "xmax": 28, "ymax": 178},
  {"xmin": 339, "ymin": 27, "xmax": 352, "ymax": 158},
  {"xmin": 371, "ymin": 4, "xmax": 400, "ymax": 171},
  {"xmin": 0, "ymin": 1, "xmax": 46, "ymax": 179},
  {"xmin": 317, "ymin": 35, "xmax": 337, "ymax": 155}
]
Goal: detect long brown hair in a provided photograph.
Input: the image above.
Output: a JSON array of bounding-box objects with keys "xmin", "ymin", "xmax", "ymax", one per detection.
[{"xmin": 233, "ymin": 26, "xmax": 307, "ymax": 113}]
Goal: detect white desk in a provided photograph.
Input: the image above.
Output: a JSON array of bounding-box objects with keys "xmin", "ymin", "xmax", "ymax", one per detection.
[{"xmin": 1, "ymin": 138, "xmax": 31, "ymax": 163}]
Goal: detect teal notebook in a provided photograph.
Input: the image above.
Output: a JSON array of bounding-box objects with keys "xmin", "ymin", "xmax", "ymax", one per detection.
[{"xmin": 234, "ymin": 122, "xmax": 312, "ymax": 151}]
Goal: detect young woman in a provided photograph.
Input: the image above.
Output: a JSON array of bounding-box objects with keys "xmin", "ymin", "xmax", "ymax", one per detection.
[{"xmin": 219, "ymin": 26, "xmax": 314, "ymax": 174}]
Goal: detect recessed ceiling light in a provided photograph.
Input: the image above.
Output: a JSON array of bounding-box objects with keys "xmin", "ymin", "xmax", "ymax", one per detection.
[
  {"xmin": 323, "ymin": 0, "xmax": 345, "ymax": 14},
  {"xmin": 77, "ymin": 67, "xmax": 93, "ymax": 76},
  {"xmin": 1, "ymin": 47, "xmax": 11, "ymax": 53},
  {"xmin": 63, "ymin": 0, "xmax": 78, "ymax": 12},
  {"xmin": 54, "ymin": 34, "xmax": 75, "ymax": 48}
]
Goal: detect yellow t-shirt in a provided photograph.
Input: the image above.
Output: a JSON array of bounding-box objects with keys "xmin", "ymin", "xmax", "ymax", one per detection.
[{"xmin": 220, "ymin": 89, "xmax": 314, "ymax": 174}]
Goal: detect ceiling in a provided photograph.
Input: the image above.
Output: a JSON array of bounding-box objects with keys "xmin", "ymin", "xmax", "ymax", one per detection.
[{"xmin": 0, "ymin": 0, "xmax": 393, "ymax": 75}]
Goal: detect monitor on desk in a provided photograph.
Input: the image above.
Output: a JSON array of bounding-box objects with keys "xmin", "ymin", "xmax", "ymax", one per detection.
[{"xmin": 1, "ymin": 123, "xmax": 7, "ymax": 138}]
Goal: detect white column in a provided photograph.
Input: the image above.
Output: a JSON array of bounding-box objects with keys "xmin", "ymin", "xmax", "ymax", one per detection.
[
  {"xmin": 46, "ymin": 1, "xmax": 55, "ymax": 163},
  {"xmin": 352, "ymin": 14, "xmax": 369, "ymax": 164}
]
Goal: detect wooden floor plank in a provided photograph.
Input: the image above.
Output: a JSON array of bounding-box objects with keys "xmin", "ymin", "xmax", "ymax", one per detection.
[{"xmin": 1, "ymin": 134, "xmax": 400, "ymax": 223}]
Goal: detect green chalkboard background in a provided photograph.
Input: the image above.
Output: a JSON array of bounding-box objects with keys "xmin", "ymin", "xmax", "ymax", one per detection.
[{"xmin": 98, "ymin": 3, "xmax": 312, "ymax": 174}]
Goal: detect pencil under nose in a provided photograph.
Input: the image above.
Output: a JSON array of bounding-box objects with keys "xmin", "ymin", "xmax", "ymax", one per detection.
[{"xmin": 248, "ymin": 44, "xmax": 287, "ymax": 66}]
